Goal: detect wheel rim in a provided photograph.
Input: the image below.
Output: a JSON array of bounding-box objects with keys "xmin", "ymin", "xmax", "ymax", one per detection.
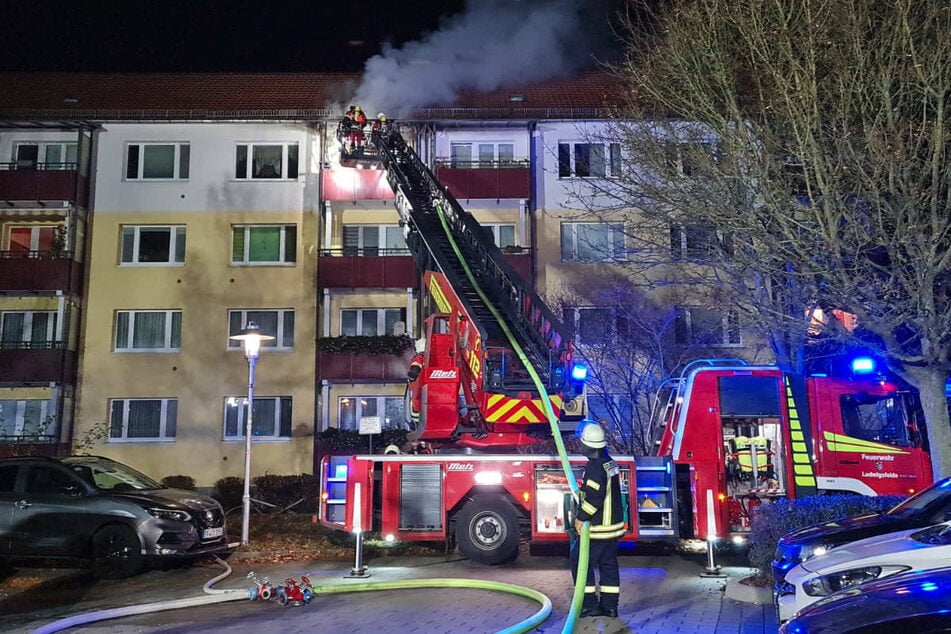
[{"xmin": 471, "ymin": 513, "xmax": 505, "ymax": 549}]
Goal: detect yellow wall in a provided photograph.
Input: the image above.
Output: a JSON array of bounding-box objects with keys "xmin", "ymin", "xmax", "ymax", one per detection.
[{"xmin": 75, "ymin": 210, "xmax": 318, "ymax": 486}]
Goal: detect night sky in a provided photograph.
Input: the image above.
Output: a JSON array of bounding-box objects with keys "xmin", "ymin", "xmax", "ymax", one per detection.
[{"xmin": 0, "ymin": 0, "xmax": 468, "ymax": 72}]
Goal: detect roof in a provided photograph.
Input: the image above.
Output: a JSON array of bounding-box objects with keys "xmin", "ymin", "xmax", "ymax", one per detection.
[{"xmin": 0, "ymin": 71, "xmax": 619, "ymax": 123}]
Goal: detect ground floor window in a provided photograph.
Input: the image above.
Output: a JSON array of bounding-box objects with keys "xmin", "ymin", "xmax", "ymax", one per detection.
[
  {"xmin": 109, "ymin": 398, "xmax": 177, "ymax": 440},
  {"xmin": 338, "ymin": 395, "xmax": 406, "ymax": 431}
]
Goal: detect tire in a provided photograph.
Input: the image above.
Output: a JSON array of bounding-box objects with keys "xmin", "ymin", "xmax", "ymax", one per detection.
[
  {"xmin": 455, "ymin": 495, "xmax": 520, "ymax": 565},
  {"xmin": 91, "ymin": 525, "xmax": 144, "ymax": 579}
]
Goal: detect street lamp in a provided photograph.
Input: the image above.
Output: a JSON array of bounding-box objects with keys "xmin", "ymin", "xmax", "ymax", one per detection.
[{"xmin": 229, "ymin": 320, "xmax": 274, "ymax": 546}]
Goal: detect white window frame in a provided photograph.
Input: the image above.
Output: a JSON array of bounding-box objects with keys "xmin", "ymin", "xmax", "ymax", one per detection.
[
  {"xmin": 1, "ymin": 311, "xmax": 57, "ymax": 348},
  {"xmin": 340, "ymin": 308, "xmax": 406, "ymax": 336},
  {"xmin": 341, "ymin": 224, "xmax": 408, "ymax": 256},
  {"xmin": 120, "ymin": 225, "xmax": 186, "ymax": 266},
  {"xmin": 228, "ymin": 309, "xmax": 294, "ymax": 350},
  {"xmin": 563, "ymin": 306, "xmax": 628, "ymax": 345},
  {"xmin": 223, "ymin": 396, "xmax": 292, "ymax": 440},
  {"xmin": 13, "ymin": 142, "xmax": 78, "ymax": 169},
  {"xmin": 676, "ymin": 307, "xmax": 742, "ymax": 347},
  {"xmin": 0, "ymin": 398, "xmax": 54, "ymax": 438},
  {"xmin": 449, "ymin": 142, "xmax": 517, "ymax": 167},
  {"xmin": 482, "ymin": 223, "xmax": 517, "ymax": 249},
  {"xmin": 114, "ymin": 310, "xmax": 182, "ymax": 352},
  {"xmin": 234, "ymin": 142, "xmax": 299, "ymax": 180},
  {"xmin": 125, "ymin": 142, "xmax": 190, "ymax": 180},
  {"xmin": 557, "ymin": 141, "xmax": 621, "ymax": 178},
  {"xmin": 108, "ymin": 398, "xmax": 177, "ymax": 441},
  {"xmin": 231, "ymin": 224, "xmax": 297, "ymax": 265},
  {"xmin": 670, "ymin": 224, "xmax": 729, "ymax": 261},
  {"xmin": 7, "ymin": 225, "xmax": 59, "ymax": 253},
  {"xmin": 337, "ymin": 395, "xmax": 406, "ymax": 431},
  {"xmin": 560, "ymin": 222, "xmax": 626, "ymax": 262}
]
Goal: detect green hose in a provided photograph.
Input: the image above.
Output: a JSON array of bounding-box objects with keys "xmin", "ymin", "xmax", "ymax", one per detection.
[{"xmin": 431, "ymin": 199, "xmax": 590, "ymax": 633}]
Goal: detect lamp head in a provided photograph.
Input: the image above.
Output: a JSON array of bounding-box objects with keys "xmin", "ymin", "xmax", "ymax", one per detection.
[{"xmin": 229, "ymin": 321, "xmax": 275, "ymax": 359}]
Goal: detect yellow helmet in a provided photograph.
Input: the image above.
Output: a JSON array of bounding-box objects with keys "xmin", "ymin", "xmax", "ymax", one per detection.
[{"xmin": 378, "ymin": 113, "xmax": 387, "ymax": 121}]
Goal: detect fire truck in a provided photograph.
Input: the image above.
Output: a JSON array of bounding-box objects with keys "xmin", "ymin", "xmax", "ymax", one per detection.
[
  {"xmin": 317, "ymin": 127, "xmax": 660, "ymax": 563},
  {"xmin": 649, "ymin": 359, "xmax": 933, "ymax": 542}
]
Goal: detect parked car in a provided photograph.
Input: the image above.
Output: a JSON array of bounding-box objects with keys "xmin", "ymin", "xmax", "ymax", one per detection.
[
  {"xmin": 0, "ymin": 455, "xmax": 230, "ymax": 578},
  {"xmin": 772, "ymin": 477, "xmax": 951, "ymax": 595},
  {"xmin": 777, "ymin": 520, "xmax": 951, "ymax": 622},
  {"xmin": 779, "ymin": 566, "xmax": 951, "ymax": 633}
]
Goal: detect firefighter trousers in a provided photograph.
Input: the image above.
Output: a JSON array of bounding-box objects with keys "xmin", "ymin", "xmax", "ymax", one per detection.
[{"xmin": 569, "ymin": 538, "xmax": 620, "ymax": 611}]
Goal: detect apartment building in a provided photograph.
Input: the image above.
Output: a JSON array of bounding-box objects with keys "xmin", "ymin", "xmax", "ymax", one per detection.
[{"xmin": 0, "ymin": 71, "xmax": 756, "ymax": 484}]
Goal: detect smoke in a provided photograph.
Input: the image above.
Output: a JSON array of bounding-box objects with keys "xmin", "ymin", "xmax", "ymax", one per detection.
[{"xmin": 348, "ymin": 0, "xmax": 620, "ymax": 117}]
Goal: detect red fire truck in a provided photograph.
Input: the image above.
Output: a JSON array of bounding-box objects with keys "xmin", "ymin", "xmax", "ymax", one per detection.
[{"xmin": 650, "ymin": 359, "xmax": 933, "ymax": 542}]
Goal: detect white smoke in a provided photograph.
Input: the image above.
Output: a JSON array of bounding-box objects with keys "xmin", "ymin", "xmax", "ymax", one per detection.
[{"xmin": 348, "ymin": 0, "xmax": 613, "ymax": 117}]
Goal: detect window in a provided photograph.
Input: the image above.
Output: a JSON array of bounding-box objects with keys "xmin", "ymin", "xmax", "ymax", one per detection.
[
  {"xmin": 340, "ymin": 308, "xmax": 406, "ymax": 336},
  {"xmin": 126, "ymin": 143, "xmax": 190, "ymax": 180},
  {"xmin": 665, "ymin": 142, "xmax": 713, "ymax": 177},
  {"xmin": 115, "ymin": 310, "xmax": 182, "ymax": 351},
  {"xmin": 109, "ymin": 398, "xmax": 177, "ymax": 440},
  {"xmin": 228, "ymin": 310, "xmax": 294, "ymax": 349},
  {"xmin": 840, "ymin": 394, "xmax": 912, "ymax": 448},
  {"xmin": 675, "ymin": 307, "xmax": 741, "ymax": 346},
  {"xmin": 563, "ymin": 307, "xmax": 629, "ymax": 345},
  {"xmin": 342, "ymin": 225, "xmax": 407, "ymax": 256},
  {"xmin": 0, "ymin": 398, "xmax": 55, "ymax": 439},
  {"xmin": 235, "ymin": 143, "xmax": 299, "ymax": 180},
  {"xmin": 560, "ymin": 223, "xmax": 626, "ymax": 262},
  {"xmin": 670, "ymin": 224, "xmax": 731, "ymax": 260},
  {"xmin": 1, "ymin": 311, "xmax": 57, "ymax": 349},
  {"xmin": 120, "ymin": 226, "xmax": 186, "ymax": 265},
  {"xmin": 224, "ymin": 396, "xmax": 292, "ymax": 439},
  {"xmin": 338, "ymin": 396, "xmax": 406, "ymax": 431},
  {"xmin": 450, "ymin": 142, "xmax": 517, "ymax": 167},
  {"xmin": 558, "ymin": 142, "xmax": 621, "ymax": 178},
  {"xmin": 14, "ymin": 142, "xmax": 78, "ymax": 169},
  {"xmin": 8, "ymin": 225, "xmax": 59, "ymax": 254},
  {"xmin": 232, "ymin": 225, "xmax": 296, "ymax": 264},
  {"xmin": 482, "ymin": 224, "xmax": 517, "ymax": 249}
]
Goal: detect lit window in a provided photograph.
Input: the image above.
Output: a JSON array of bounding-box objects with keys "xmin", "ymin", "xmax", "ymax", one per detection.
[
  {"xmin": 340, "ymin": 308, "xmax": 406, "ymax": 336},
  {"xmin": 338, "ymin": 396, "xmax": 406, "ymax": 431},
  {"xmin": 228, "ymin": 309, "xmax": 294, "ymax": 349},
  {"xmin": 232, "ymin": 225, "xmax": 296, "ymax": 264}
]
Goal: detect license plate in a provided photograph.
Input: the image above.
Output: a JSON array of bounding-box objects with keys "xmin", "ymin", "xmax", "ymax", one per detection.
[{"xmin": 202, "ymin": 527, "xmax": 224, "ymax": 539}]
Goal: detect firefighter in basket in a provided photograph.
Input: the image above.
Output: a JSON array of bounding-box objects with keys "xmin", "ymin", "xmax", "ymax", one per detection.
[
  {"xmin": 405, "ymin": 337, "xmax": 426, "ymax": 429},
  {"xmin": 570, "ymin": 420, "xmax": 624, "ymax": 619}
]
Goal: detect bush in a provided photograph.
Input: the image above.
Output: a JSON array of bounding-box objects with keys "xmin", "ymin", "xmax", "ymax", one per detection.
[
  {"xmin": 748, "ymin": 493, "xmax": 907, "ymax": 575},
  {"xmin": 161, "ymin": 475, "xmax": 196, "ymax": 490},
  {"xmin": 316, "ymin": 427, "xmax": 409, "ymax": 453},
  {"xmin": 213, "ymin": 476, "xmax": 245, "ymax": 513},
  {"xmin": 253, "ymin": 473, "xmax": 320, "ymax": 513}
]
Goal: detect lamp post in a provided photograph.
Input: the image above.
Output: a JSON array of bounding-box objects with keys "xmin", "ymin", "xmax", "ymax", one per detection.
[{"xmin": 229, "ymin": 321, "xmax": 274, "ymax": 546}]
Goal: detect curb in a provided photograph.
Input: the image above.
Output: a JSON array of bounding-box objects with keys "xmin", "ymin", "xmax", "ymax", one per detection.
[{"xmin": 725, "ymin": 576, "xmax": 772, "ymax": 604}]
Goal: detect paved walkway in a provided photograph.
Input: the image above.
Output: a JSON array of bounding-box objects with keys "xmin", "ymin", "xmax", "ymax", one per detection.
[{"xmin": 2, "ymin": 552, "xmax": 777, "ymax": 633}]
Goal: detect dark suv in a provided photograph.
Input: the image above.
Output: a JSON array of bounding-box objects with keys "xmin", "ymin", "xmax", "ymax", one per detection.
[
  {"xmin": 0, "ymin": 455, "xmax": 230, "ymax": 578},
  {"xmin": 772, "ymin": 476, "xmax": 951, "ymax": 596}
]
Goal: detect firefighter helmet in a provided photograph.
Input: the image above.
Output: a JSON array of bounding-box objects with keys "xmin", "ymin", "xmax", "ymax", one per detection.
[
  {"xmin": 378, "ymin": 113, "xmax": 387, "ymax": 121},
  {"xmin": 384, "ymin": 444, "xmax": 400, "ymax": 455},
  {"xmin": 415, "ymin": 338, "xmax": 426, "ymax": 354},
  {"xmin": 577, "ymin": 420, "xmax": 606, "ymax": 449}
]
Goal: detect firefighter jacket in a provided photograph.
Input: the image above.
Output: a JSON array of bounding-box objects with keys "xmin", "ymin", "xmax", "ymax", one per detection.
[
  {"xmin": 407, "ymin": 353, "xmax": 425, "ymax": 381},
  {"xmin": 577, "ymin": 453, "xmax": 626, "ymax": 540}
]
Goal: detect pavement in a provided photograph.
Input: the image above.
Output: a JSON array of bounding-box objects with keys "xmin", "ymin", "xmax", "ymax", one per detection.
[{"xmin": 0, "ymin": 547, "xmax": 777, "ymax": 633}]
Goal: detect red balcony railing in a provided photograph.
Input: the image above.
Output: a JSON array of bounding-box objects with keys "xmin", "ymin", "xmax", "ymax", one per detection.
[
  {"xmin": 0, "ymin": 346, "xmax": 76, "ymax": 383},
  {"xmin": 434, "ymin": 161, "xmax": 531, "ymax": 200},
  {"xmin": 0, "ymin": 252, "xmax": 82, "ymax": 292},
  {"xmin": 316, "ymin": 350, "xmax": 410, "ymax": 382},
  {"xmin": 318, "ymin": 250, "xmax": 417, "ymax": 288},
  {"xmin": 0, "ymin": 165, "xmax": 87, "ymax": 205},
  {"xmin": 322, "ymin": 168, "xmax": 394, "ymax": 201}
]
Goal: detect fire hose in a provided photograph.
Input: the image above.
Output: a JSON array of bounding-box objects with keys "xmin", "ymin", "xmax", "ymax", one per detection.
[{"xmin": 30, "ymin": 554, "xmax": 553, "ymax": 634}]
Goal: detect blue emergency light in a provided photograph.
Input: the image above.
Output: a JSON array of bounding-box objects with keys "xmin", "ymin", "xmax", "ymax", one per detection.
[
  {"xmin": 571, "ymin": 363, "xmax": 588, "ymax": 382},
  {"xmin": 851, "ymin": 357, "xmax": 876, "ymax": 374}
]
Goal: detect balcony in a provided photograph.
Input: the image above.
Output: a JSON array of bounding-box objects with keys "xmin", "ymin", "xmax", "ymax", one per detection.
[
  {"xmin": 322, "ymin": 168, "xmax": 394, "ymax": 201},
  {"xmin": 435, "ymin": 160, "xmax": 531, "ymax": 200},
  {"xmin": 0, "ymin": 163, "xmax": 87, "ymax": 206},
  {"xmin": 318, "ymin": 249, "xmax": 417, "ymax": 289},
  {"xmin": 0, "ymin": 344, "xmax": 76, "ymax": 383},
  {"xmin": 317, "ymin": 350, "xmax": 410, "ymax": 382},
  {"xmin": 0, "ymin": 252, "xmax": 82, "ymax": 292}
]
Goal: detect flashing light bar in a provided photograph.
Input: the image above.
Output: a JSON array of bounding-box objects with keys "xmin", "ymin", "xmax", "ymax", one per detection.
[
  {"xmin": 851, "ymin": 357, "xmax": 876, "ymax": 374},
  {"xmin": 570, "ymin": 364, "xmax": 588, "ymax": 381}
]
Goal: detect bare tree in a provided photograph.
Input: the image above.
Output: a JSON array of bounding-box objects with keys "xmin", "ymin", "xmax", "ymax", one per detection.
[{"xmin": 585, "ymin": 0, "xmax": 951, "ymax": 476}]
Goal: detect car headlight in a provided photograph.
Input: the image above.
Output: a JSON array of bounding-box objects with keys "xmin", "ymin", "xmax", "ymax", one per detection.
[
  {"xmin": 147, "ymin": 507, "xmax": 192, "ymax": 522},
  {"xmin": 802, "ymin": 565, "xmax": 909, "ymax": 596}
]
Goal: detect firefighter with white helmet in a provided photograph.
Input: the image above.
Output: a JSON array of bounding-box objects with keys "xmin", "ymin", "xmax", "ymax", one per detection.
[{"xmin": 571, "ymin": 419, "xmax": 624, "ymax": 618}]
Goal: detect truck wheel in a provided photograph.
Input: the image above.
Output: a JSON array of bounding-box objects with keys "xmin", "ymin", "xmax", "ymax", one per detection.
[
  {"xmin": 455, "ymin": 495, "xmax": 520, "ymax": 565},
  {"xmin": 91, "ymin": 525, "xmax": 144, "ymax": 579}
]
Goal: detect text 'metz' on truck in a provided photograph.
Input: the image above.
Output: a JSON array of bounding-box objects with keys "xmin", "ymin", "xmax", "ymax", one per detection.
[{"xmin": 649, "ymin": 358, "xmax": 933, "ymax": 544}]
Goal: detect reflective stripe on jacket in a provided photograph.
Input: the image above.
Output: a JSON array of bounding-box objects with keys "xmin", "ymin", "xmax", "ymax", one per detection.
[{"xmin": 577, "ymin": 454, "xmax": 625, "ymax": 540}]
